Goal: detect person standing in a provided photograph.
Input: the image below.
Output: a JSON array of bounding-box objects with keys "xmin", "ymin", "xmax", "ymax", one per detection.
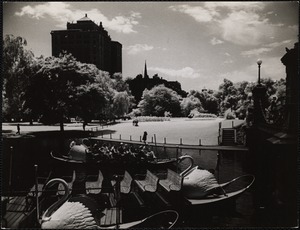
[
  {"xmin": 142, "ymin": 131, "xmax": 148, "ymax": 144},
  {"xmin": 16, "ymin": 124, "xmax": 20, "ymax": 134}
]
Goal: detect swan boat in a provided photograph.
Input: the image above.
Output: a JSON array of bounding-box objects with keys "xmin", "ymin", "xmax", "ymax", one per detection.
[
  {"xmin": 17, "ymin": 153, "xmax": 255, "ymax": 228},
  {"xmin": 177, "ymin": 155, "xmax": 255, "ymax": 206},
  {"xmin": 185, "ymin": 172, "xmax": 255, "ymax": 206},
  {"xmin": 50, "ymin": 151, "xmax": 179, "ymax": 172},
  {"xmin": 51, "ymin": 151, "xmax": 178, "ymax": 165},
  {"xmin": 51, "ymin": 150, "xmax": 255, "ymax": 206},
  {"xmin": 40, "ymin": 178, "xmax": 179, "ymax": 229}
]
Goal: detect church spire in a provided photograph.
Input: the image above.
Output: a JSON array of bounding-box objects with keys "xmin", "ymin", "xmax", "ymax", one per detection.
[{"xmin": 144, "ymin": 60, "xmax": 149, "ymax": 79}]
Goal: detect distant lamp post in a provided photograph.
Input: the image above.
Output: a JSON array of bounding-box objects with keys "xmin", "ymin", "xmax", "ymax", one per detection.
[{"xmin": 257, "ymin": 59, "xmax": 262, "ymax": 85}]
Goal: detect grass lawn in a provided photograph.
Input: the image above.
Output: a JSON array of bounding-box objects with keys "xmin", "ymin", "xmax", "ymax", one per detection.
[
  {"xmin": 2, "ymin": 118, "xmax": 245, "ymax": 145},
  {"xmin": 102, "ymin": 118, "xmax": 244, "ymax": 145}
]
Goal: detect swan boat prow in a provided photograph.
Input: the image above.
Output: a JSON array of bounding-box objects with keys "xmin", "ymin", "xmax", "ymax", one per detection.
[
  {"xmin": 186, "ymin": 174, "xmax": 255, "ymax": 206},
  {"xmin": 41, "ymin": 178, "xmax": 100, "ymax": 229},
  {"xmin": 177, "ymin": 154, "xmax": 255, "ymax": 206}
]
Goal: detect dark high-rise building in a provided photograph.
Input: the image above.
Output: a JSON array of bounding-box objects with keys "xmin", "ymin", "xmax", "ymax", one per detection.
[{"xmin": 51, "ymin": 14, "xmax": 122, "ymax": 74}]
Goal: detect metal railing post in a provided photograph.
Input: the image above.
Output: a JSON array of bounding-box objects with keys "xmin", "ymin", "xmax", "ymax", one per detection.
[
  {"xmin": 113, "ymin": 175, "xmax": 121, "ymax": 229},
  {"xmin": 34, "ymin": 165, "xmax": 40, "ymax": 223}
]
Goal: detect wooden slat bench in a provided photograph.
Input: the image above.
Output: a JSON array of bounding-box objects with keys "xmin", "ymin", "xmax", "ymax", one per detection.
[
  {"xmin": 120, "ymin": 171, "xmax": 132, "ymax": 194},
  {"xmin": 159, "ymin": 169, "xmax": 183, "ymax": 192},
  {"xmin": 134, "ymin": 170, "xmax": 159, "ymax": 193},
  {"xmin": 27, "ymin": 171, "xmax": 52, "ymax": 198},
  {"xmin": 111, "ymin": 171, "xmax": 145, "ymax": 207},
  {"xmin": 57, "ymin": 170, "xmax": 76, "ymax": 195},
  {"xmin": 111, "ymin": 171, "xmax": 132, "ymax": 194},
  {"xmin": 120, "ymin": 171, "xmax": 145, "ymax": 207},
  {"xmin": 25, "ymin": 171, "xmax": 52, "ymax": 210},
  {"xmin": 3, "ymin": 196, "xmax": 31, "ymax": 228},
  {"xmin": 86, "ymin": 170, "xmax": 103, "ymax": 194},
  {"xmin": 100, "ymin": 208, "xmax": 122, "ymax": 226}
]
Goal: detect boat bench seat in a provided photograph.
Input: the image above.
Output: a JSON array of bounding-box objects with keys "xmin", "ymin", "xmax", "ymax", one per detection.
[
  {"xmin": 111, "ymin": 171, "xmax": 133, "ymax": 194},
  {"xmin": 159, "ymin": 169, "xmax": 182, "ymax": 192},
  {"xmin": 120, "ymin": 171, "xmax": 132, "ymax": 194},
  {"xmin": 57, "ymin": 170, "xmax": 76, "ymax": 195},
  {"xmin": 134, "ymin": 170, "xmax": 159, "ymax": 192},
  {"xmin": 86, "ymin": 170, "xmax": 103, "ymax": 194}
]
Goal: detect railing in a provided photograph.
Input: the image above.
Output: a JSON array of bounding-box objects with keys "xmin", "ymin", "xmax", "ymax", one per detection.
[{"xmin": 93, "ymin": 130, "xmax": 206, "ymax": 146}]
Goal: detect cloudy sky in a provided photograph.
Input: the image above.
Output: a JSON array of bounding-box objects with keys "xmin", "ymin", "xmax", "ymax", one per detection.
[{"xmin": 3, "ymin": 2, "xmax": 298, "ymax": 91}]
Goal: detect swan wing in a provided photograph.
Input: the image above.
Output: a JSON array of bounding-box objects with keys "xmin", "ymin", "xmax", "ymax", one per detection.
[
  {"xmin": 42, "ymin": 201, "xmax": 98, "ymax": 229},
  {"xmin": 183, "ymin": 169, "xmax": 221, "ymax": 198}
]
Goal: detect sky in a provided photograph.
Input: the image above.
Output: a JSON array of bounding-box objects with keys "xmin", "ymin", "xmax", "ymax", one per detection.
[{"xmin": 3, "ymin": 1, "xmax": 299, "ymax": 91}]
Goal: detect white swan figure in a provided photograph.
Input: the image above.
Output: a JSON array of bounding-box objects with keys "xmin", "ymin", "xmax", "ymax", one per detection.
[
  {"xmin": 41, "ymin": 178, "xmax": 99, "ymax": 229},
  {"xmin": 177, "ymin": 155, "xmax": 225, "ymax": 199}
]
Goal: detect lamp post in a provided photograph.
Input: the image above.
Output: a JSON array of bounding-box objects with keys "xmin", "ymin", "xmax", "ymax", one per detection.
[
  {"xmin": 257, "ymin": 59, "xmax": 262, "ymax": 85},
  {"xmin": 252, "ymin": 59, "xmax": 266, "ymax": 124}
]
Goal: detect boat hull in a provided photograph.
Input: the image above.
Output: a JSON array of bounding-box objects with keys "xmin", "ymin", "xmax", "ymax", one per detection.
[
  {"xmin": 186, "ymin": 174, "xmax": 255, "ymax": 206},
  {"xmin": 50, "ymin": 151, "xmax": 178, "ymax": 172}
]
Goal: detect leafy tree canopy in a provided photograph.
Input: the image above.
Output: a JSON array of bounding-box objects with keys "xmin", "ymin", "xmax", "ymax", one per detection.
[
  {"xmin": 138, "ymin": 85, "xmax": 182, "ymax": 117},
  {"xmin": 3, "ymin": 35, "xmax": 35, "ymax": 120},
  {"xmin": 23, "ymin": 53, "xmax": 114, "ymax": 130},
  {"xmin": 180, "ymin": 95, "xmax": 203, "ymax": 117}
]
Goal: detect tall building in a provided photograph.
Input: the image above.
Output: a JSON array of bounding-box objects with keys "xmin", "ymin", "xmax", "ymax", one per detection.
[{"xmin": 51, "ymin": 14, "xmax": 122, "ymax": 74}]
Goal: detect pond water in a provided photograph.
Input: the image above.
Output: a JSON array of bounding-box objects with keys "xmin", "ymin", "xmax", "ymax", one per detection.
[
  {"xmin": 2, "ymin": 119, "xmax": 247, "ymax": 193},
  {"xmin": 2, "ymin": 133, "xmax": 249, "ymax": 195}
]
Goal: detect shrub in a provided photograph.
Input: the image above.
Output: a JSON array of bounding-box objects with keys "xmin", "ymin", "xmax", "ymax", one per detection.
[
  {"xmin": 189, "ymin": 108, "xmax": 217, "ymax": 118},
  {"xmin": 193, "ymin": 113, "xmax": 217, "ymax": 118},
  {"xmin": 134, "ymin": 116, "xmax": 171, "ymax": 122}
]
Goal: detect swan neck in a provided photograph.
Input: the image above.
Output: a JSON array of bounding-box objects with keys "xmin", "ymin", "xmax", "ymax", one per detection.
[
  {"xmin": 42, "ymin": 179, "xmax": 70, "ymax": 219},
  {"xmin": 179, "ymin": 155, "xmax": 194, "ymax": 177}
]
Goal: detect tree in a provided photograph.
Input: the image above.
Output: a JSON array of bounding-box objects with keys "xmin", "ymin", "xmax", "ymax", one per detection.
[
  {"xmin": 188, "ymin": 90, "xmax": 219, "ymax": 114},
  {"xmin": 204, "ymin": 94, "xmax": 219, "ymax": 114},
  {"xmin": 217, "ymin": 79, "xmax": 239, "ymax": 113},
  {"xmin": 24, "ymin": 53, "xmax": 114, "ymax": 131},
  {"xmin": 111, "ymin": 73, "xmax": 130, "ymax": 92},
  {"xmin": 112, "ymin": 91, "xmax": 132, "ymax": 118},
  {"xmin": 138, "ymin": 85, "xmax": 182, "ymax": 117},
  {"xmin": 74, "ymin": 82, "xmax": 112, "ymax": 123},
  {"xmin": 126, "ymin": 73, "xmax": 187, "ymax": 104},
  {"xmin": 218, "ymin": 78, "xmax": 234, "ymax": 97},
  {"xmin": 3, "ymin": 35, "xmax": 35, "ymax": 121},
  {"xmin": 180, "ymin": 95, "xmax": 202, "ymax": 117}
]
